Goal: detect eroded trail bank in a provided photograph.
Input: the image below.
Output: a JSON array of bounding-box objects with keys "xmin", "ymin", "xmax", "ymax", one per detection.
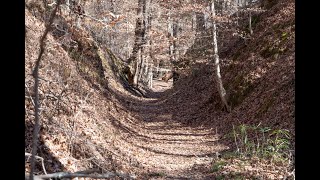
[{"xmin": 25, "ymin": 0, "xmax": 294, "ymax": 178}]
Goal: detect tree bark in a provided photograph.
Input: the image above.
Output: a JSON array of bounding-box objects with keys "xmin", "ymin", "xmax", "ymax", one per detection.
[
  {"xmin": 249, "ymin": 10, "xmax": 253, "ymax": 34},
  {"xmin": 211, "ymin": 0, "xmax": 231, "ymax": 112},
  {"xmin": 127, "ymin": 0, "xmax": 150, "ymax": 87},
  {"xmin": 138, "ymin": 47, "xmax": 145, "ymax": 82},
  {"xmin": 147, "ymin": 11, "xmax": 154, "ymax": 87},
  {"xmin": 138, "ymin": 0, "xmax": 151, "ymax": 84},
  {"xmin": 133, "ymin": 48, "xmax": 141, "ymax": 86},
  {"xmin": 168, "ymin": 10, "xmax": 174, "ymax": 63},
  {"xmin": 109, "ymin": 0, "xmax": 115, "ymax": 49},
  {"xmin": 127, "ymin": 0, "xmax": 146, "ymax": 65},
  {"xmin": 172, "ymin": 19, "xmax": 179, "ymax": 61},
  {"xmin": 148, "ymin": 63, "xmax": 153, "ymax": 88}
]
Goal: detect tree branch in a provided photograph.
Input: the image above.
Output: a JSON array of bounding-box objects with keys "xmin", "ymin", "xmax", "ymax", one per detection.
[
  {"xmin": 25, "ymin": 169, "xmax": 135, "ymax": 180},
  {"xmin": 25, "ymin": 153, "xmax": 47, "ymax": 175},
  {"xmin": 29, "ymin": 1, "xmax": 63, "ymax": 180},
  {"xmin": 82, "ymin": 13, "xmax": 111, "ymax": 28}
]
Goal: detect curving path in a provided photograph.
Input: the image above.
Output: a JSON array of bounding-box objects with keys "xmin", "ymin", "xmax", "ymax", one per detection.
[{"xmin": 110, "ymin": 79, "xmax": 229, "ymax": 179}]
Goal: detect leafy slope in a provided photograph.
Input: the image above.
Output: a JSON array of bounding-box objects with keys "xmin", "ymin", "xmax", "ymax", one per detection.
[
  {"xmin": 25, "ymin": 7, "xmax": 143, "ymax": 176},
  {"xmin": 167, "ymin": 0, "xmax": 295, "ymax": 137}
]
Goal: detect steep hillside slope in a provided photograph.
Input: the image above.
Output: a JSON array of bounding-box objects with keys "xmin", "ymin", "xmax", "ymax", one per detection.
[
  {"xmin": 25, "ymin": 7, "xmax": 145, "ymax": 177},
  {"xmin": 164, "ymin": 0, "xmax": 294, "ymax": 140}
]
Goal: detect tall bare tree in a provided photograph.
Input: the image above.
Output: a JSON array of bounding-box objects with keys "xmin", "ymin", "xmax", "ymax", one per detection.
[
  {"xmin": 138, "ymin": 0, "xmax": 151, "ymax": 84},
  {"xmin": 210, "ymin": 0, "xmax": 231, "ymax": 112},
  {"xmin": 127, "ymin": 0, "xmax": 147, "ymax": 86}
]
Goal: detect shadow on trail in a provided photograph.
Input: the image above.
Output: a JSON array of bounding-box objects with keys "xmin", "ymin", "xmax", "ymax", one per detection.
[
  {"xmin": 102, "ymin": 79, "xmax": 234, "ymax": 178},
  {"xmin": 109, "ymin": 115, "xmax": 218, "ymax": 145}
]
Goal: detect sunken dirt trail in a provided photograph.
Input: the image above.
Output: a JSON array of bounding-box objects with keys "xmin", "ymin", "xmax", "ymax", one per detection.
[{"xmin": 113, "ymin": 79, "xmax": 227, "ymax": 179}]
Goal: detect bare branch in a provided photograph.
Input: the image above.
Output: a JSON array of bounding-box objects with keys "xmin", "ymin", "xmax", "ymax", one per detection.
[
  {"xmin": 26, "ymin": 169, "xmax": 135, "ymax": 180},
  {"xmin": 25, "ymin": 83, "xmax": 36, "ymax": 107},
  {"xmin": 82, "ymin": 13, "xmax": 111, "ymax": 28},
  {"xmin": 29, "ymin": 1, "xmax": 63, "ymax": 180},
  {"xmin": 25, "ymin": 153, "xmax": 47, "ymax": 175}
]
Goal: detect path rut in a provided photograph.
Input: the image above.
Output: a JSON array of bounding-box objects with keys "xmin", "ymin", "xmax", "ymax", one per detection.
[{"xmin": 111, "ymin": 79, "xmax": 229, "ymax": 179}]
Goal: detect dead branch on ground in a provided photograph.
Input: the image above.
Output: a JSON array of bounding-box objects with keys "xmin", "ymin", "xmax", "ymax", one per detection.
[
  {"xmin": 25, "ymin": 153, "xmax": 47, "ymax": 175},
  {"xmin": 25, "ymin": 169, "xmax": 135, "ymax": 180}
]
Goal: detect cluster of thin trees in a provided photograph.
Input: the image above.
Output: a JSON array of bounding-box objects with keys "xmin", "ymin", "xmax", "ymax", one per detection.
[{"xmin": 72, "ymin": 0, "xmax": 261, "ymax": 90}]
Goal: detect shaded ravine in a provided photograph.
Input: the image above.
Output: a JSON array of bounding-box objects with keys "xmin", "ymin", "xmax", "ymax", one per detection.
[{"xmin": 109, "ymin": 79, "xmax": 229, "ymax": 178}]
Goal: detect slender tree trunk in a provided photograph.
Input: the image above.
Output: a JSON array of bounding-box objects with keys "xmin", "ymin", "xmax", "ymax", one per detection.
[
  {"xmin": 196, "ymin": 11, "xmax": 205, "ymax": 46},
  {"xmin": 235, "ymin": 0, "xmax": 239, "ymax": 27},
  {"xmin": 147, "ymin": 9, "xmax": 153, "ymax": 87},
  {"xmin": 126, "ymin": 12, "xmax": 130, "ymax": 59},
  {"xmin": 156, "ymin": 62, "xmax": 160, "ymax": 78},
  {"xmin": 168, "ymin": 10, "xmax": 174, "ymax": 63},
  {"xmin": 211, "ymin": 0, "xmax": 231, "ymax": 112},
  {"xmin": 133, "ymin": 48, "xmax": 141, "ymax": 86},
  {"xmin": 249, "ymin": 10, "xmax": 253, "ymax": 34},
  {"xmin": 173, "ymin": 20, "xmax": 179, "ymax": 61},
  {"xmin": 192, "ymin": 13, "xmax": 194, "ymax": 31},
  {"xmin": 29, "ymin": 1, "xmax": 62, "ymax": 179},
  {"xmin": 148, "ymin": 63, "xmax": 153, "ymax": 88},
  {"xmin": 138, "ymin": 47, "xmax": 145, "ymax": 82},
  {"xmin": 109, "ymin": 0, "xmax": 115, "ymax": 48}
]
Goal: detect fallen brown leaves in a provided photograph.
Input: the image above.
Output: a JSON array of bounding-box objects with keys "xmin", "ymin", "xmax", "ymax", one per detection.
[{"xmin": 25, "ymin": 0, "xmax": 294, "ymax": 179}]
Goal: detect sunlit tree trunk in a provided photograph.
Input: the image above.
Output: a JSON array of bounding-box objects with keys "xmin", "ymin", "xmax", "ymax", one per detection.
[
  {"xmin": 128, "ymin": 0, "xmax": 147, "ymax": 86},
  {"xmin": 138, "ymin": 47, "xmax": 144, "ymax": 83},
  {"xmin": 173, "ymin": 20, "xmax": 179, "ymax": 61},
  {"xmin": 133, "ymin": 48, "xmax": 141, "ymax": 85},
  {"xmin": 168, "ymin": 9, "xmax": 174, "ymax": 63},
  {"xmin": 211, "ymin": 0, "xmax": 231, "ymax": 112},
  {"xmin": 109, "ymin": 0, "xmax": 115, "ymax": 48},
  {"xmin": 249, "ymin": 10, "xmax": 253, "ymax": 34},
  {"xmin": 138, "ymin": 0, "xmax": 151, "ymax": 85},
  {"xmin": 147, "ymin": 6, "xmax": 153, "ymax": 87},
  {"xmin": 148, "ymin": 63, "xmax": 153, "ymax": 88}
]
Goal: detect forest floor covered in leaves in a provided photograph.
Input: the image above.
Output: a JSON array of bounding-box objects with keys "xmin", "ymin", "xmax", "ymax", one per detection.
[{"xmin": 25, "ymin": 0, "xmax": 294, "ymax": 179}]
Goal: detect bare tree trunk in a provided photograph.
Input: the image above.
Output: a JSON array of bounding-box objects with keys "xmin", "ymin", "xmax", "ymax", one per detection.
[
  {"xmin": 109, "ymin": 0, "xmax": 115, "ymax": 48},
  {"xmin": 249, "ymin": 10, "xmax": 253, "ymax": 34},
  {"xmin": 235, "ymin": 0, "xmax": 239, "ymax": 27},
  {"xmin": 156, "ymin": 61, "xmax": 159, "ymax": 78},
  {"xmin": 126, "ymin": 11, "xmax": 131, "ymax": 59},
  {"xmin": 168, "ymin": 10, "xmax": 174, "ymax": 63},
  {"xmin": 133, "ymin": 48, "xmax": 141, "ymax": 86},
  {"xmin": 147, "ymin": 20, "xmax": 153, "ymax": 87},
  {"xmin": 196, "ymin": 12, "xmax": 205, "ymax": 32},
  {"xmin": 173, "ymin": 19, "xmax": 179, "ymax": 61},
  {"xmin": 147, "ymin": 11, "xmax": 154, "ymax": 88},
  {"xmin": 139, "ymin": 0, "xmax": 151, "ymax": 84},
  {"xmin": 127, "ymin": 0, "xmax": 148, "ymax": 87},
  {"xmin": 29, "ymin": 1, "xmax": 63, "ymax": 180},
  {"xmin": 211, "ymin": 0, "xmax": 231, "ymax": 112},
  {"xmin": 148, "ymin": 63, "xmax": 153, "ymax": 88},
  {"xmin": 127, "ymin": 0, "xmax": 146, "ymax": 65},
  {"xmin": 138, "ymin": 47, "xmax": 145, "ymax": 82}
]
